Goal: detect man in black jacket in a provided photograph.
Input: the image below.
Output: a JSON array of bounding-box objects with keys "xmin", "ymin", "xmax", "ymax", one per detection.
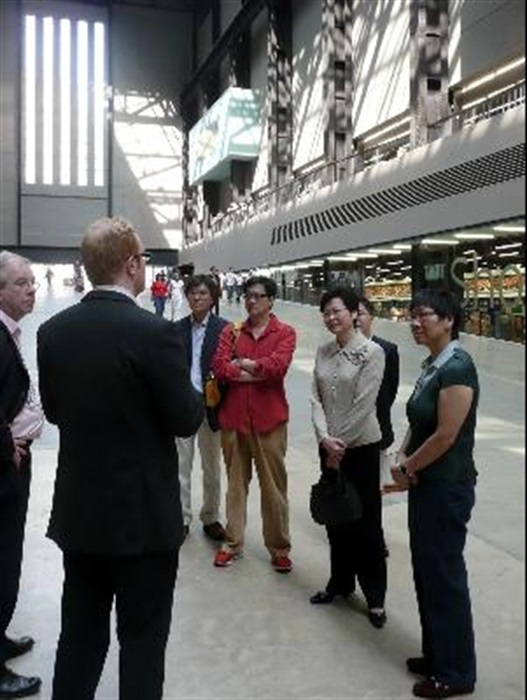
[
  {"xmin": 175, "ymin": 275, "xmax": 229, "ymax": 542},
  {"xmin": 357, "ymin": 296, "xmax": 400, "ymax": 556},
  {"xmin": 356, "ymin": 297, "xmax": 400, "ymax": 461},
  {"xmin": 0, "ymin": 252, "xmax": 43, "ymax": 699},
  {"xmin": 37, "ymin": 217, "xmax": 204, "ymax": 700}
]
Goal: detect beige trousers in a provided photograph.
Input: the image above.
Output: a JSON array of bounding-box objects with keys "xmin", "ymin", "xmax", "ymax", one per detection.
[
  {"xmin": 221, "ymin": 424, "xmax": 291, "ymax": 558},
  {"xmin": 176, "ymin": 418, "xmax": 222, "ymax": 527}
]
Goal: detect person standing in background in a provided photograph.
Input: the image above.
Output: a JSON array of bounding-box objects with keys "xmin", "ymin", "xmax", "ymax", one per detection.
[
  {"xmin": 72, "ymin": 260, "xmax": 84, "ymax": 293},
  {"xmin": 37, "ymin": 217, "xmax": 203, "ymax": 700},
  {"xmin": 151, "ymin": 272, "xmax": 169, "ymax": 316},
  {"xmin": 356, "ymin": 295, "xmax": 400, "ymax": 556},
  {"xmin": 168, "ymin": 271, "xmax": 185, "ymax": 322},
  {"xmin": 44, "ymin": 267, "xmax": 54, "ymax": 287},
  {"xmin": 0, "ymin": 251, "xmax": 44, "ymax": 699},
  {"xmin": 209, "ymin": 267, "xmax": 222, "ymax": 315},
  {"xmin": 224, "ymin": 268, "xmax": 236, "ymax": 304}
]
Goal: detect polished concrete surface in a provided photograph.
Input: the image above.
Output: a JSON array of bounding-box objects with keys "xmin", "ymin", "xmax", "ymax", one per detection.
[{"xmin": 10, "ymin": 279, "xmax": 525, "ymax": 699}]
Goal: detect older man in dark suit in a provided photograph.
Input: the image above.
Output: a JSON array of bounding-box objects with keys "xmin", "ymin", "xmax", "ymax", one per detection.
[
  {"xmin": 37, "ymin": 218, "xmax": 204, "ymax": 700},
  {"xmin": 0, "ymin": 252, "xmax": 44, "ymax": 699},
  {"xmin": 175, "ymin": 274, "xmax": 229, "ymax": 542}
]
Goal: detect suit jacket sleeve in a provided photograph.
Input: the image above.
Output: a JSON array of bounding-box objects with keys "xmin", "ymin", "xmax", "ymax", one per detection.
[
  {"xmin": 0, "ymin": 327, "xmax": 25, "ymax": 463},
  {"xmin": 37, "ymin": 325, "xmax": 58, "ymax": 425},
  {"xmin": 0, "ymin": 348, "xmax": 13, "ymax": 461},
  {"xmin": 146, "ymin": 321, "xmax": 204, "ymax": 437},
  {"xmin": 385, "ymin": 343, "xmax": 400, "ymax": 408}
]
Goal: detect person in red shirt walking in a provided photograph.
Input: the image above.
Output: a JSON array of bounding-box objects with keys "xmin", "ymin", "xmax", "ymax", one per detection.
[
  {"xmin": 211, "ymin": 276, "xmax": 296, "ymax": 573},
  {"xmin": 150, "ymin": 272, "xmax": 169, "ymax": 316}
]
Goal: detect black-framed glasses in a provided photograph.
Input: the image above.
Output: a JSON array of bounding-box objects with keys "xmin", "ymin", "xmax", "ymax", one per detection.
[
  {"xmin": 13, "ymin": 278, "xmax": 39, "ymax": 290},
  {"xmin": 244, "ymin": 292, "xmax": 268, "ymax": 300},
  {"xmin": 410, "ymin": 310, "xmax": 437, "ymax": 322}
]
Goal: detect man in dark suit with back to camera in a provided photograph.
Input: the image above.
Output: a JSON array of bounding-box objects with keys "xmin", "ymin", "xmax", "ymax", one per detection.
[
  {"xmin": 175, "ymin": 274, "xmax": 229, "ymax": 542},
  {"xmin": 0, "ymin": 252, "xmax": 44, "ymax": 699},
  {"xmin": 37, "ymin": 217, "xmax": 204, "ymax": 700}
]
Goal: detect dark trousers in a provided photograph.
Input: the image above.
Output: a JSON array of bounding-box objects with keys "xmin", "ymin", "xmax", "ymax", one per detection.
[
  {"xmin": 153, "ymin": 298, "xmax": 166, "ymax": 316},
  {"xmin": 322, "ymin": 442, "xmax": 386, "ymax": 609},
  {"xmin": 409, "ymin": 479, "xmax": 476, "ymax": 688},
  {"xmin": 52, "ymin": 549, "xmax": 179, "ymax": 700},
  {"xmin": 0, "ymin": 455, "xmax": 31, "ymax": 667}
]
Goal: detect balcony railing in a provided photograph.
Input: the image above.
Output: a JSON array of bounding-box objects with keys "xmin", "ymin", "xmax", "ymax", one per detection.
[
  {"xmin": 428, "ymin": 80, "xmax": 525, "ymax": 142},
  {"xmin": 191, "ymin": 80, "xmax": 525, "ymax": 243}
]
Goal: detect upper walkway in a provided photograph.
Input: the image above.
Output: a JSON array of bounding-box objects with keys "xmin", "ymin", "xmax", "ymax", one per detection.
[{"xmin": 14, "ymin": 283, "xmax": 525, "ymax": 699}]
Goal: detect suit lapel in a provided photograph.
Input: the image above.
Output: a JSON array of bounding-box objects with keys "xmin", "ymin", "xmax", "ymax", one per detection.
[
  {"xmin": 182, "ymin": 317, "xmax": 193, "ymax": 367},
  {"xmin": 201, "ymin": 316, "xmax": 219, "ymax": 377}
]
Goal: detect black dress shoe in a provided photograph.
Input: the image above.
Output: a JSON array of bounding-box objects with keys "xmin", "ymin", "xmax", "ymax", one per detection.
[
  {"xmin": 0, "ymin": 668, "xmax": 41, "ymax": 698},
  {"xmin": 203, "ymin": 521, "xmax": 226, "ymax": 541},
  {"xmin": 368, "ymin": 609, "xmax": 387, "ymax": 628},
  {"xmin": 407, "ymin": 657, "xmax": 433, "ymax": 676},
  {"xmin": 413, "ymin": 677, "xmax": 475, "ymax": 698},
  {"xmin": 309, "ymin": 590, "xmax": 336, "ymax": 604},
  {"xmin": 4, "ymin": 637, "xmax": 34, "ymax": 662}
]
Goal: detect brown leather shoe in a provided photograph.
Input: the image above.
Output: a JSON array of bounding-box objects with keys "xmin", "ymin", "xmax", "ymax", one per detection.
[
  {"xmin": 413, "ymin": 677, "xmax": 475, "ymax": 698},
  {"xmin": 203, "ymin": 521, "xmax": 226, "ymax": 541}
]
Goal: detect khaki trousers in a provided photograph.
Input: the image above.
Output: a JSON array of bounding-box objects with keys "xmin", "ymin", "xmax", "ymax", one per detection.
[
  {"xmin": 176, "ymin": 418, "xmax": 222, "ymax": 527},
  {"xmin": 221, "ymin": 424, "xmax": 291, "ymax": 558}
]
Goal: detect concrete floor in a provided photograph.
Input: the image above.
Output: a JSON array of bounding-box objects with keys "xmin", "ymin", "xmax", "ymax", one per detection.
[{"xmin": 9, "ymin": 280, "xmax": 525, "ymax": 699}]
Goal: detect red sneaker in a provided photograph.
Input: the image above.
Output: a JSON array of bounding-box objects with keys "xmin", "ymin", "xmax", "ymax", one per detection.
[
  {"xmin": 213, "ymin": 549, "xmax": 242, "ymax": 567},
  {"xmin": 272, "ymin": 555, "xmax": 292, "ymax": 573}
]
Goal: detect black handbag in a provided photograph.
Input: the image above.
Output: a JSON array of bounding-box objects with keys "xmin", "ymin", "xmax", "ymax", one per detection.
[{"xmin": 310, "ymin": 470, "xmax": 363, "ymax": 526}]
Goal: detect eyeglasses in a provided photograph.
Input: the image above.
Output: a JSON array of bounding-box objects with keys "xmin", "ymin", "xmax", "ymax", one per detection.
[
  {"xmin": 131, "ymin": 251, "xmax": 151, "ymax": 262},
  {"xmin": 13, "ymin": 279, "xmax": 39, "ymax": 290},
  {"xmin": 322, "ymin": 307, "xmax": 347, "ymax": 320},
  {"xmin": 410, "ymin": 311, "xmax": 437, "ymax": 322},
  {"xmin": 188, "ymin": 289, "xmax": 211, "ymax": 297},
  {"xmin": 244, "ymin": 292, "xmax": 268, "ymax": 301}
]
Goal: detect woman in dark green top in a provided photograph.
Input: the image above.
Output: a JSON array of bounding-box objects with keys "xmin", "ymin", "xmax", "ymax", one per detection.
[{"xmin": 386, "ymin": 290, "xmax": 478, "ymax": 700}]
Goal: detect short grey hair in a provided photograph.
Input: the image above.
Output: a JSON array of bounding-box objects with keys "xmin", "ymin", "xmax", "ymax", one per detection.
[{"xmin": 0, "ymin": 251, "xmax": 32, "ymax": 288}]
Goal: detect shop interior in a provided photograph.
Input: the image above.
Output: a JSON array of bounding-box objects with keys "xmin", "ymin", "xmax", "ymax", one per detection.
[{"xmin": 267, "ymin": 217, "xmax": 525, "ymax": 343}]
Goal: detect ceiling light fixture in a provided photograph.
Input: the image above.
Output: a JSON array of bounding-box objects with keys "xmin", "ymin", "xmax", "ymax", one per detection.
[
  {"xmin": 494, "ymin": 242, "xmax": 523, "ymax": 250},
  {"xmin": 492, "ymin": 225, "xmax": 525, "ymax": 233},
  {"xmin": 421, "ymin": 238, "xmax": 460, "ymax": 245},
  {"xmin": 460, "ymin": 57, "xmax": 525, "ymax": 94},
  {"xmin": 454, "ymin": 233, "xmax": 495, "ymax": 240}
]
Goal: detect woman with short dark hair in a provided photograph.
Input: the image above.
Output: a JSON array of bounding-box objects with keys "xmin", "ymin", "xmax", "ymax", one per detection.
[
  {"xmin": 387, "ymin": 289, "xmax": 478, "ymax": 699},
  {"xmin": 310, "ymin": 286, "xmax": 388, "ymax": 628}
]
